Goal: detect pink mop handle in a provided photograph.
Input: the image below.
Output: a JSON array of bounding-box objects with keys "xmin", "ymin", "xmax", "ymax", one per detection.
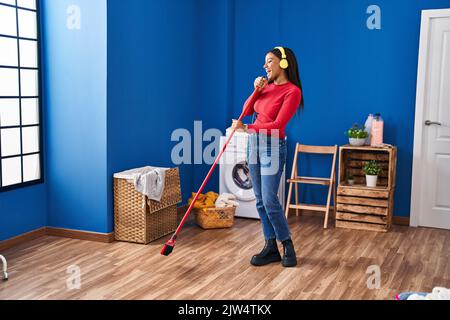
[{"xmin": 170, "ymin": 89, "xmax": 258, "ymax": 239}]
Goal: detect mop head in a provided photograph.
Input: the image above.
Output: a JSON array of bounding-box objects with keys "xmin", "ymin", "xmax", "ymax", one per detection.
[{"xmin": 160, "ymin": 239, "xmax": 175, "ymax": 256}]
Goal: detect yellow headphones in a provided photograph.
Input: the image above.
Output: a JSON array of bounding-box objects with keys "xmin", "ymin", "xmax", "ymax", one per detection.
[{"xmin": 275, "ymin": 46, "xmax": 289, "ymax": 69}]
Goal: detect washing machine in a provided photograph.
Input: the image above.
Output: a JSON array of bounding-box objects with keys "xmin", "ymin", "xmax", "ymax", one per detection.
[{"xmin": 219, "ymin": 129, "xmax": 285, "ymax": 219}]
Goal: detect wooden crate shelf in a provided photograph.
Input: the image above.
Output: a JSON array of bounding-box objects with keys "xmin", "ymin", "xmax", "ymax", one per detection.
[{"xmin": 336, "ymin": 145, "xmax": 397, "ymax": 232}]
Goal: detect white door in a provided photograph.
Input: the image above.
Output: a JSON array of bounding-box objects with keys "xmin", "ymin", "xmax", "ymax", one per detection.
[{"xmin": 411, "ymin": 9, "xmax": 450, "ymax": 229}]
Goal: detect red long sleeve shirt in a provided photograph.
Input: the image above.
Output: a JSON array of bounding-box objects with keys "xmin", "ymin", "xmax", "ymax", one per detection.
[{"xmin": 242, "ymin": 82, "xmax": 301, "ymax": 139}]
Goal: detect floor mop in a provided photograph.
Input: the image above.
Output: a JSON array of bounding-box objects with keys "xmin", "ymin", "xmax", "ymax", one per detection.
[{"xmin": 161, "ymin": 87, "xmax": 260, "ymax": 256}]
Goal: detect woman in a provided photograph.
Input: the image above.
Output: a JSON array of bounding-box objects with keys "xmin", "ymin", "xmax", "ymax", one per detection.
[{"xmin": 232, "ymin": 47, "xmax": 304, "ymax": 267}]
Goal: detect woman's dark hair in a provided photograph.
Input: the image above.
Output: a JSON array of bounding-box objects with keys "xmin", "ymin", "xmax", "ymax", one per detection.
[{"xmin": 268, "ymin": 47, "xmax": 304, "ymax": 108}]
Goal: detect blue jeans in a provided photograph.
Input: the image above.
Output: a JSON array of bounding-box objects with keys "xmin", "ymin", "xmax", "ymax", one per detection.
[{"xmin": 247, "ymin": 133, "xmax": 291, "ymax": 242}]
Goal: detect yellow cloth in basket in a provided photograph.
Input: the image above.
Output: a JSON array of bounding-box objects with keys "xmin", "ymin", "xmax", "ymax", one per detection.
[{"xmin": 188, "ymin": 191, "xmax": 219, "ymax": 210}]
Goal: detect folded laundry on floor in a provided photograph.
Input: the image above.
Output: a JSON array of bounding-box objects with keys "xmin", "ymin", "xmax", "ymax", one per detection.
[
  {"xmin": 215, "ymin": 193, "xmax": 239, "ymax": 208},
  {"xmin": 114, "ymin": 166, "xmax": 170, "ymax": 201}
]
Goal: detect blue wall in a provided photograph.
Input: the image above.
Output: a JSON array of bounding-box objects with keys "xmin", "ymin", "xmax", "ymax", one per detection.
[
  {"xmin": 42, "ymin": 0, "xmax": 108, "ymax": 232},
  {"xmin": 231, "ymin": 0, "xmax": 450, "ymax": 217},
  {"xmin": 109, "ymin": 0, "xmax": 450, "ymax": 219},
  {"xmin": 107, "ymin": 0, "xmax": 237, "ymax": 218},
  {"xmin": 107, "ymin": 0, "xmax": 202, "ymax": 211},
  {"xmin": 0, "ymin": 184, "xmax": 47, "ymax": 241},
  {"xmin": 191, "ymin": 0, "xmax": 234, "ymax": 192}
]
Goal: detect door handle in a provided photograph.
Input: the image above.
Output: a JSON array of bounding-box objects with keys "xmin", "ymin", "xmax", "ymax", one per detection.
[{"xmin": 425, "ymin": 120, "xmax": 442, "ymax": 126}]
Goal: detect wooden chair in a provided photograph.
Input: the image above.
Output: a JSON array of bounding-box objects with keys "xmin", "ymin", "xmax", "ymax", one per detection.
[{"xmin": 284, "ymin": 143, "xmax": 338, "ymax": 229}]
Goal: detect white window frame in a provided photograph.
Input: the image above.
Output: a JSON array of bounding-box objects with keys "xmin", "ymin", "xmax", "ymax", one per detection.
[{"xmin": 0, "ymin": 0, "xmax": 43, "ymax": 192}]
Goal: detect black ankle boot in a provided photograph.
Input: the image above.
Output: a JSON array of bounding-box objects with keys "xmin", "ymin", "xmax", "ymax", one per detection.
[
  {"xmin": 281, "ymin": 239, "xmax": 297, "ymax": 267},
  {"xmin": 250, "ymin": 239, "xmax": 282, "ymax": 266}
]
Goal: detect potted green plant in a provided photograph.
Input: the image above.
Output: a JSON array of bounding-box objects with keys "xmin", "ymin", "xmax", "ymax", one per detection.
[
  {"xmin": 345, "ymin": 124, "xmax": 368, "ymax": 146},
  {"xmin": 347, "ymin": 173, "xmax": 355, "ymax": 185},
  {"xmin": 363, "ymin": 160, "xmax": 382, "ymax": 187}
]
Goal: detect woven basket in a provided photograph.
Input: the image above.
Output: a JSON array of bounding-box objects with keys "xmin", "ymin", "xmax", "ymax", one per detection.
[
  {"xmin": 195, "ymin": 207, "xmax": 236, "ymax": 229},
  {"xmin": 114, "ymin": 167, "xmax": 182, "ymax": 244}
]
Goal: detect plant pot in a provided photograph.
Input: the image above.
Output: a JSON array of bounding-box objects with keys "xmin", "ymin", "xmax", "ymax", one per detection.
[
  {"xmin": 366, "ymin": 175, "xmax": 378, "ymax": 187},
  {"xmin": 349, "ymin": 138, "xmax": 366, "ymax": 146},
  {"xmin": 348, "ymin": 179, "xmax": 355, "ymax": 185}
]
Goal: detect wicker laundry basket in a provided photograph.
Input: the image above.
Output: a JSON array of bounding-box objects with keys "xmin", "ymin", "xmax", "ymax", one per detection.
[
  {"xmin": 195, "ymin": 206, "xmax": 236, "ymax": 229},
  {"xmin": 113, "ymin": 167, "xmax": 182, "ymax": 244}
]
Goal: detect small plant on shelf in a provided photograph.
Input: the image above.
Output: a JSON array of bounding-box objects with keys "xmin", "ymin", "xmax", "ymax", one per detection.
[
  {"xmin": 345, "ymin": 124, "xmax": 368, "ymax": 146},
  {"xmin": 363, "ymin": 160, "xmax": 382, "ymax": 187},
  {"xmin": 347, "ymin": 173, "xmax": 355, "ymax": 185}
]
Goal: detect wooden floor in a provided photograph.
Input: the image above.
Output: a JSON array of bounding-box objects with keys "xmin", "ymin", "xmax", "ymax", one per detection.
[{"xmin": 1, "ymin": 214, "xmax": 449, "ymax": 300}]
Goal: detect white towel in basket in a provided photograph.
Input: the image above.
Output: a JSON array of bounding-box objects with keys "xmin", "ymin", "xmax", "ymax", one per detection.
[{"xmin": 114, "ymin": 166, "xmax": 170, "ymax": 202}]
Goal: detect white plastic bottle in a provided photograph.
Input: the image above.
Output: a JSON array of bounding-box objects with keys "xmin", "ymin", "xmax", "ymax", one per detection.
[{"xmin": 364, "ymin": 114, "xmax": 374, "ymax": 145}]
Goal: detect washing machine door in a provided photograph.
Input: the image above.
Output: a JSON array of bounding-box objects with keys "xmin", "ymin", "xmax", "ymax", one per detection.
[{"xmin": 224, "ymin": 154, "xmax": 256, "ymax": 201}]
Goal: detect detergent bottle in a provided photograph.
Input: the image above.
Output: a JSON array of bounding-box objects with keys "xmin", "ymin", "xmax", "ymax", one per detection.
[
  {"xmin": 371, "ymin": 113, "xmax": 384, "ymax": 146},
  {"xmin": 364, "ymin": 114, "xmax": 374, "ymax": 145}
]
